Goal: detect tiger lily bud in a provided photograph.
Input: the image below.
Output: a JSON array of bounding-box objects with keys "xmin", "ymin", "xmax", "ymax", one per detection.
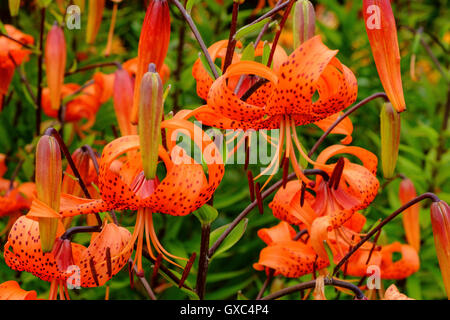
[
  {"xmin": 139, "ymin": 64, "xmax": 164, "ymax": 180},
  {"xmin": 430, "ymin": 200, "xmax": 450, "ymax": 299},
  {"xmin": 74, "ymin": 0, "xmax": 85, "ymax": 11},
  {"xmin": 399, "ymin": 178, "xmax": 420, "ymax": 252},
  {"xmin": 8, "ymin": 0, "xmax": 20, "ymax": 17},
  {"xmin": 45, "ymin": 23, "xmax": 66, "ymax": 111},
  {"xmin": 293, "ymin": 0, "xmax": 315, "ymax": 49},
  {"xmin": 363, "ymin": 0, "xmax": 406, "ymax": 112},
  {"xmin": 380, "ymin": 102, "xmax": 400, "ymax": 179},
  {"xmin": 131, "ymin": 0, "xmax": 170, "ymax": 125},
  {"xmin": 86, "ymin": 0, "xmax": 105, "ymax": 44},
  {"xmin": 113, "ymin": 67, "xmax": 136, "ymax": 136},
  {"xmin": 35, "ymin": 135, "xmax": 62, "ymax": 252}
]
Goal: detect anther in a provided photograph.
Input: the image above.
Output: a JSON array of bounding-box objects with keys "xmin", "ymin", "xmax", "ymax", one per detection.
[
  {"xmin": 151, "ymin": 253, "xmax": 163, "ymax": 288},
  {"xmin": 105, "ymin": 247, "xmax": 112, "ymax": 278},
  {"xmin": 247, "ymin": 170, "xmax": 255, "ymax": 202},
  {"xmin": 329, "ymin": 157, "xmax": 345, "ymax": 190},
  {"xmin": 282, "ymin": 157, "xmax": 289, "ymax": 189},
  {"xmin": 89, "ymin": 257, "xmax": 100, "ymax": 287},
  {"xmin": 179, "ymin": 253, "xmax": 197, "ymax": 288},
  {"xmin": 255, "ymin": 182, "xmax": 264, "ymax": 215}
]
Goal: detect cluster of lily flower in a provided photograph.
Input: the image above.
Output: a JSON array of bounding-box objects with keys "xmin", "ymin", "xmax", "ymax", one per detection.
[{"xmin": 0, "ymin": 0, "xmax": 448, "ymax": 301}]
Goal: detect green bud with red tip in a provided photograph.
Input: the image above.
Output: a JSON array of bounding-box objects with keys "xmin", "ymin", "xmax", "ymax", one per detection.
[
  {"xmin": 380, "ymin": 102, "xmax": 400, "ymax": 179},
  {"xmin": 35, "ymin": 135, "xmax": 62, "ymax": 252},
  {"xmin": 430, "ymin": 200, "xmax": 450, "ymax": 299},
  {"xmin": 293, "ymin": 0, "xmax": 315, "ymax": 49},
  {"xmin": 139, "ymin": 63, "xmax": 163, "ymax": 180}
]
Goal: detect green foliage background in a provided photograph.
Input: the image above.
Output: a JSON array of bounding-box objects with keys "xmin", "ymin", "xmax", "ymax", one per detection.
[{"xmin": 0, "ymin": 0, "xmax": 448, "ymax": 300}]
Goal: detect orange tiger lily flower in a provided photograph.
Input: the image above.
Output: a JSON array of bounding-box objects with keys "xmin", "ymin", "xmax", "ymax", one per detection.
[
  {"xmin": 254, "ymin": 221, "xmax": 329, "ymax": 277},
  {"xmin": 193, "ymin": 36, "xmax": 357, "ymax": 186},
  {"xmin": 123, "ymin": 57, "xmax": 170, "ymax": 84},
  {"xmin": 4, "ymin": 214, "xmax": 132, "ymax": 296},
  {"xmin": 42, "ymin": 83, "xmax": 102, "ymax": 131},
  {"xmin": 270, "ymin": 145, "xmax": 379, "ymax": 233},
  {"xmin": 0, "ymin": 155, "xmax": 35, "ymax": 234},
  {"xmin": 379, "ymin": 242, "xmax": 420, "ymax": 279},
  {"xmin": 58, "ymin": 119, "xmax": 224, "ymax": 272},
  {"xmin": 0, "ymin": 25, "xmax": 34, "ymax": 111},
  {"xmin": 192, "ymin": 40, "xmax": 286, "ymax": 102},
  {"xmin": 0, "ymin": 281, "xmax": 37, "ymax": 300},
  {"xmin": 363, "ymin": 0, "xmax": 405, "ymax": 112}
]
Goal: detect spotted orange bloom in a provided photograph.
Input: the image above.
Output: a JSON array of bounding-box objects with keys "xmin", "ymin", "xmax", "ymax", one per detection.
[
  {"xmin": 0, "ymin": 25, "xmax": 34, "ymax": 111},
  {"xmin": 41, "ymin": 83, "xmax": 102, "ymax": 131},
  {"xmin": 4, "ymin": 214, "xmax": 132, "ymax": 297},
  {"xmin": 0, "ymin": 154, "xmax": 35, "ymax": 234},
  {"xmin": 59, "ymin": 119, "xmax": 224, "ymax": 271},
  {"xmin": 0, "ymin": 281, "xmax": 37, "ymax": 300},
  {"xmin": 269, "ymin": 145, "xmax": 379, "ymax": 231},
  {"xmin": 193, "ymin": 36, "xmax": 357, "ymax": 186},
  {"xmin": 253, "ymin": 221, "xmax": 329, "ymax": 277}
]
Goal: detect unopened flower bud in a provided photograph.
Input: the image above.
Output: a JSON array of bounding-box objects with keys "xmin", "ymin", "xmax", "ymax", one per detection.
[
  {"xmin": 86, "ymin": 0, "xmax": 105, "ymax": 44},
  {"xmin": 430, "ymin": 200, "xmax": 450, "ymax": 299},
  {"xmin": 139, "ymin": 64, "xmax": 163, "ymax": 180},
  {"xmin": 45, "ymin": 23, "xmax": 66, "ymax": 110},
  {"xmin": 380, "ymin": 102, "xmax": 400, "ymax": 179},
  {"xmin": 8, "ymin": 0, "xmax": 20, "ymax": 17},
  {"xmin": 399, "ymin": 178, "xmax": 420, "ymax": 252},
  {"xmin": 131, "ymin": 0, "xmax": 170, "ymax": 125},
  {"xmin": 363, "ymin": 0, "xmax": 405, "ymax": 112},
  {"xmin": 293, "ymin": 0, "xmax": 315, "ymax": 49},
  {"xmin": 114, "ymin": 68, "xmax": 136, "ymax": 136},
  {"xmin": 35, "ymin": 135, "xmax": 62, "ymax": 252}
]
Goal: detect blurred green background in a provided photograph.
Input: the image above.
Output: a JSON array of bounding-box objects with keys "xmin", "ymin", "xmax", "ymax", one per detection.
[{"xmin": 0, "ymin": 0, "xmax": 448, "ymax": 300}]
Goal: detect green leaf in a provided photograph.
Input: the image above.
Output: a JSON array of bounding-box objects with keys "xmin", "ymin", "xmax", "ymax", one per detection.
[
  {"xmin": 198, "ymin": 52, "xmax": 222, "ymax": 80},
  {"xmin": 193, "ymin": 204, "xmax": 218, "ymax": 225},
  {"xmin": 240, "ymin": 42, "xmax": 255, "ymax": 61},
  {"xmin": 235, "ymin": 18, "xmax": 271, "ymax": 41},
  {"xmin": 186, "ymin": 0, "xmax": 200, "ymax": 14},
  {"xmin": 261, "ymin": 41, "xmax": 271, "ymax": 66},
  {"xmin": 159, "ymin": 270, "xmax": 199, "ymax": 300},
  {"xmin": 209, "ymin": 218, "xmax": 248, "ymax": 259}
]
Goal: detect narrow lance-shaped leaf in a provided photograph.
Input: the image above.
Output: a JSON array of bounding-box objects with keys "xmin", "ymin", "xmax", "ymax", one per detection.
[{"xmin": 209, "ymin": 218, "xmax": 248, "ymax": 259}]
